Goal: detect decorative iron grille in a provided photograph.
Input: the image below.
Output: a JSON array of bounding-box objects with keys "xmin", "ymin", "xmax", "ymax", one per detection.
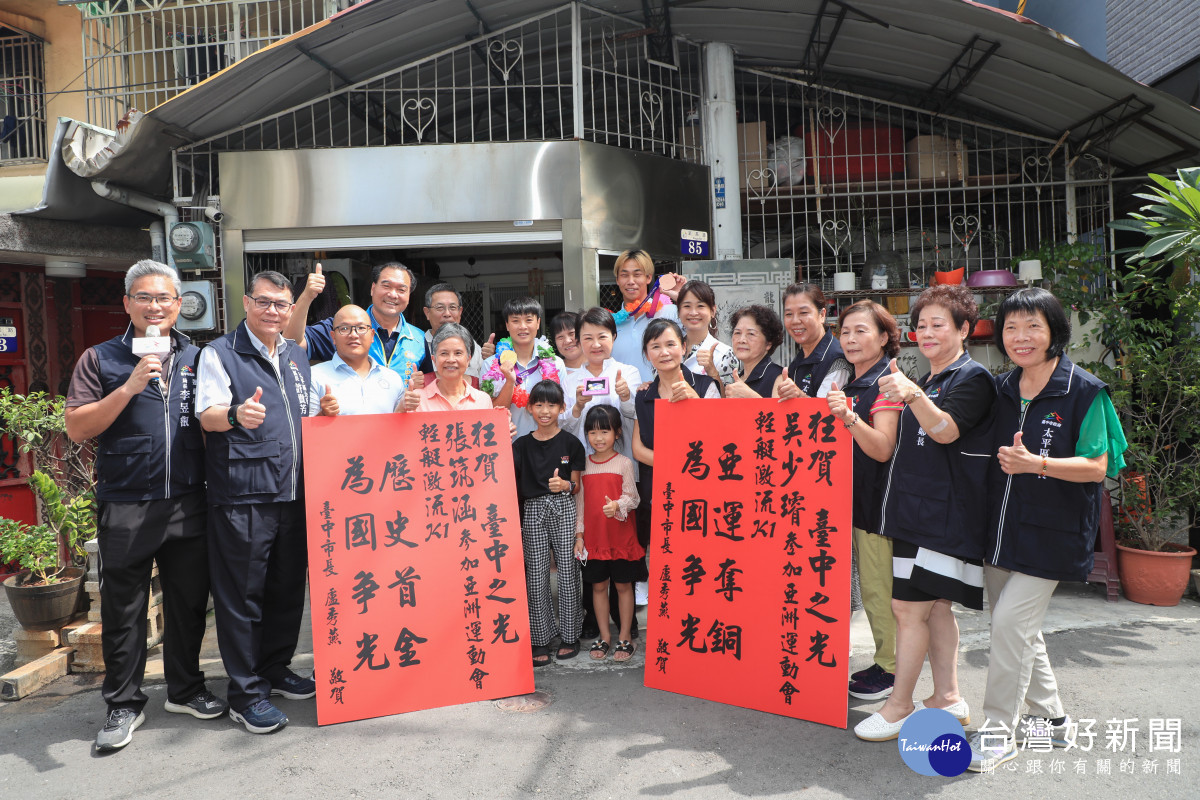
[{"xmin": 0, "ymin": 24, "xmax": 47, "ymax": 164}]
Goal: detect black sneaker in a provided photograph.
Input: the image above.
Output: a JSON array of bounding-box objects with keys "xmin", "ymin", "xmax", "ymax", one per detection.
[
  {"xmin": 164, "ymin": 689, "xmax": 229, "ymax": 720},
  {"xmin": 95, "ymin": 708, "xmax": 145, "ymax": 752},
  {"xmin": 269, "ymin": 669, "xmax": 316, "ymax": 700},
  {"xmin": 850, "ymin": 663, "xmax": 881, "ymax": 683},
  {"xmin": 848, "ymin": 664, "xmax": 895, "ymax": 700},
  {"xmin": 229, "ymin": 699, "xmax": 288, "ymax": 734}
]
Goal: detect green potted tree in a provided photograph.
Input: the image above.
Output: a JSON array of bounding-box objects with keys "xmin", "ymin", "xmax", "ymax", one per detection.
[
  {"xmin": 1094, "ymin": 168, "xmax": 1200, "ymax": 605},
  {"xmin": 0, "ymin": 388, "xmax": 96, "ymax": 629}
]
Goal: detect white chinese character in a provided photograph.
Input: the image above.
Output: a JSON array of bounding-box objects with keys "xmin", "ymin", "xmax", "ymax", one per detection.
[
  {"xmin": 1119, "ymin": 758, "xmax": 1136, "ymax": 774},
  {"xmin": 1167, "ymin": 758, "xmax": 1181, "ymax": 775},
  {"xmin": 1049, "ymin": 758, "xmax": 1066, "ymax": 774},
  {"xmin": 1068, "ymin": 718, "xmax": 1096, "ymax": 752},
  {"xmin": 1143, "ymin": 758, "xmax": 1159, "ymax": 775},
  {"xmin": 1073, "ymin": 758, "xmax": 1087, "ymax": 775},
  {"xmin": 1105, "ymin": 718, "xmax": 1139, "ymax": 753},
  {"xmin": 1025, "ymin": 759, "xmax": 1044, "ymax": 774},
  {"xmin": 1096, "ymin": 758, "xmax": 1112, "ymax": 775},
  {"xmin": 1148, "ymin": 718, "xmax": 1182, "ymax": 753}
]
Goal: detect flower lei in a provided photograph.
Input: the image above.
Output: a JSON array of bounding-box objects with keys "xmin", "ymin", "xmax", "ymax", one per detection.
[
  {"xmin": 480, "ymin": 337, "xmax": 560, "ymax": 408},
  {"xmin": 613, "ymin": 277, "xmax": 672, "ymax": 325}
]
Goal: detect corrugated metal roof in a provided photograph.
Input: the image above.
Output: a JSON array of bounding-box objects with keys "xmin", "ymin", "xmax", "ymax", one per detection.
[{"xmin": 31, "ymin": 0, "xmax": 1200, "ymax": 207}]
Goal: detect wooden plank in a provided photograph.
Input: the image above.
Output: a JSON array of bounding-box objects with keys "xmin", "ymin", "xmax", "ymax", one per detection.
[{"xmin": 1, "ymin": 648, "xmax": 75, "ymax": 700}]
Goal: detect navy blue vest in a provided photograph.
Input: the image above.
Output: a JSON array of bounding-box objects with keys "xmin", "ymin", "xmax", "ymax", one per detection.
[
  {"xmin": 986, "ymin": 356, "xmax": 1106, "ymax": 582},
  {"xmin": 842, "ymin": 355, "xmax": 894, "ymax": 533},
  {"xmin": 203, "ymin": 322, "xmax": 311, "ymax": 506},
  {"xmin": 879, "ymin": 353, "xmax": 996, "ymax": 560},
  {"xmin": 787, "ymin": 331, "xmax": 843, "ymax": 397},
  {"xmin": 741, "ymin": 358, "xmax": 784, "ymax": 398},
  {"xmin": 92, "ymin": 326, "xmax": 205, "ymax": 502}
]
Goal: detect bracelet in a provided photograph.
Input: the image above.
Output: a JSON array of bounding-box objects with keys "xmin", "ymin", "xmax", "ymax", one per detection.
[
  {"xmin": 904, "ymin": 389, "xmax": 925, "ymax": 405},
  {"xmin": 1041, "ymin": 457, "xmax": 1048, "ymax": 476},
  {"xmin": 844, "ymin": 412, "xmax": 858, "ymax": 429}
]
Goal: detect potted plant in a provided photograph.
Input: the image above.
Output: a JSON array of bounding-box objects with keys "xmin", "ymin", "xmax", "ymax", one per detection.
[
  {"xmin": 0, "ymin": 388, "xmax": 96, "ymax": 629},
  {"xmin": 1092, "ymin": 169, "xmax": 1200, "ymax": 605}
]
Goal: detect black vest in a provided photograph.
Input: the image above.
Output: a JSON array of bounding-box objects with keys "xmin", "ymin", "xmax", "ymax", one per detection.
[
  {"xmin": 92, "ymin": 326, "xmax": 205, "ymax": 502},
  {"xmin": 788, "ymin": 331, "xmax": 844, "ymax": 397},
  {"xmin": 879, "ymin": 353, "xmax": 996, "ymax": 560},
  {"xmin": 741, "ymin": 358, "xmax": 784, "ymax": 398},
  {"xmin": 986, "ymin": 356, "xmax": 1106, "ymax": 582},
  {"xmin": 842, "ymin": 355, "xmax": 894, "ymax": 533},
  {"xmin": 203, "ymin": 322, "xmax": 311, "ymax": 506}
]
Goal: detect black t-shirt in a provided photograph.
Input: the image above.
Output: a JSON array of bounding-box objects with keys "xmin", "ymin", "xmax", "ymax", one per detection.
[{"xmin": 512, "ymin": 429, "xmax": 586, "ymax": 500}]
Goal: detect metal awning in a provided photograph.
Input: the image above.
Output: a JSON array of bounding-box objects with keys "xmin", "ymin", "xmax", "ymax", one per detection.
[{"xmin": 23, "ymin": 0, "xmax": 1200, "ymax": 217}]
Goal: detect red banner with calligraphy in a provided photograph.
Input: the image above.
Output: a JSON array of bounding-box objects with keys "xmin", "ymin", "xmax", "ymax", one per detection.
[
  {"xmin": 302, "ymin": 410, "xmax": 534, "ymax": 725},
  {"xmin": 645, "ymin": 398, "xmax": 851, "ymax": 727}
]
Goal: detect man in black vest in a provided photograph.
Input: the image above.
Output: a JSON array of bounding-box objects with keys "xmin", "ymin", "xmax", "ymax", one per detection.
[
  {"xmin": 197, "ymin": 270, "xmax": 314, "ymax": 735},
  {"xmin": 66, "ymin": 259, "xmax": 227, "ymax": 753}
]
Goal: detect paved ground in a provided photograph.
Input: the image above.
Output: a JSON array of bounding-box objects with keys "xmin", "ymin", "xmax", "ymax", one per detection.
[{"xmin": 2, "ymin": 581, "xmax": 1198, "ymax": 800}]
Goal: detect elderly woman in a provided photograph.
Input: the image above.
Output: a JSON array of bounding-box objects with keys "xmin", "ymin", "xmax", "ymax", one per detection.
[
  {"xmin": 853, "ymin": 284, "xmax": 996, "ymax": 742},
  {"xmin": 399, "ymin": 323, "xmax": 496, "ymax": 413},
  {"xmin": 775, "ymin": 283, "xmax": 846, "ymax": 400},
  {"xmin": 967, "ymin": 288, "xmax": 1126, "ymax": 771},
  {"xmin": 824, "ymin": 301, "xmax": 903, "ymax": 701},
  {"xmin": 609, "ymin": 249, "xmax": 678, "ymax": 381},
  {"xmin": 722, "ymin": 304, "xmax": 786, "ymax": 398},
  {"xmin": 550, "ymin": 311, "xmax": 586, "ymax": 373},
  {"xmin": 676, "ymin": 280, "xmax": 740, "ymax": 387}
]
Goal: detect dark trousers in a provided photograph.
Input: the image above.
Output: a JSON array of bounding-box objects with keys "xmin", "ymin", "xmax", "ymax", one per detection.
[
  {"xmin": 98, "ymin": 491, "xmax": 210, "ymax": 713},
  {"xmin": 208, "ymin": 500, "xmax": 308, "ymax": 712}
]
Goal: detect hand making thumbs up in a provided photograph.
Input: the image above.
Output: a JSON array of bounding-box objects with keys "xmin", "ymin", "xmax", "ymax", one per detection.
[
  {"xmin": 399, "ymin": 372, "xmax": 422, "ymax": 413},
  {"xmin": 826, "ymin": 380, "xmax": 853, "ymax": 423},
  {"xmin": 239, "ymin": 386, "xmax": 266, "ymax": 429},
  {"xmin": 303, "ymin": 262, "xmax": 326, "ymax": 301},
  {"xmin": 877, "ymin": 358, "xmax": 915, "ymax": 403},
  {"xmin": 724, "ymin": 365, "xmax": 761, "ymax": 399},
  {"xmin": 997, "ymin": 430, "xmax": 1039, "ymax": 475},
  {"xmin": 481, "ymin": 333, "xmax": 496, "ymax": 360},
  {"xmin": 614, "ymin": 369, "xmax": 630, "ymax": 402},
  {"xmin": 319, "ymin": 384, "xmax": 340, "ymax": 417},
  {"xmin": 602, "ymin": 495, "xmax": 621, "ymax": 519},
  {"xmin": 547, "ymin": 467, "xmax": 571, "ymax": 494}
]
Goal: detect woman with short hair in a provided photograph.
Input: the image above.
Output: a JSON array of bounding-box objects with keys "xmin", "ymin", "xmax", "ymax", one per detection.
[
  {"xmin": 723, "ymin": 304, "xmax": 786, "ymax": 399},
  {"xmin": 775, "ymin": 283, "xmax": 846, "ymax": 400}
]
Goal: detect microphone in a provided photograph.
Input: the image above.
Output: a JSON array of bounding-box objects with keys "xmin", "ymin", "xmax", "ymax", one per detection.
[{"xmin": 132, "ymin": 324, "xmax": 171, "ymax": 385}]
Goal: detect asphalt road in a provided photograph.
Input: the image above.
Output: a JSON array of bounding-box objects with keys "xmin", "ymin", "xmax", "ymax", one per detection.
[{"xmin": 2, "ymin": 608, "xmax": 1197, "ymax": 800}]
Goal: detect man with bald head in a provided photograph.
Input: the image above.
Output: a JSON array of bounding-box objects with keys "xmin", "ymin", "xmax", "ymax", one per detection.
[{"xmin": 309, "ymin": 305, "xmax": 408, "ymax": 416}]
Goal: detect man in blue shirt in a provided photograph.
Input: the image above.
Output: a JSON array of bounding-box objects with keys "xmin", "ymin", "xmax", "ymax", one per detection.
[
  {"xmin": 285, "ymin": 261, "xmax": 425, "ymax": 383},
  {"xmin": 309, "ymin": 305, "xmax": 407, "ymax": 416}
]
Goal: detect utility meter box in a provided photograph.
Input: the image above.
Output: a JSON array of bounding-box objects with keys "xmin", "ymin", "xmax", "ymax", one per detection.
[{"xmin": 169, "ymin": 221, "xmax": 216, "ymax": 270}]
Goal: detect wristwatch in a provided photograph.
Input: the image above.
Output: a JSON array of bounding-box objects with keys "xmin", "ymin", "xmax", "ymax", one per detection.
[
  {"xmin": 904, "ymin": 388, "xmax": 925, "ymax": 405},
  {"xmin": 227, "ymin": 404, "xmax": 242, "ymax": 428}
]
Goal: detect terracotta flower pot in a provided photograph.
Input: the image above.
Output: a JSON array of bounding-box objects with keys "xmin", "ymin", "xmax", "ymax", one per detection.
[{"xmin": 1115, "ymin": 543, "xmax": 1197, "ymax": 606}]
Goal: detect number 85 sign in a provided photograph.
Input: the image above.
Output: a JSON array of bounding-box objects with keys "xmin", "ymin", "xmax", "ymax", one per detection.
[
  {"xmin": 680, "ymin": 229, "xmax": 710, "ymax": 258},
  {"xmin": 0, "ymin": 325, "xmax": 16, "ymax": 354}
]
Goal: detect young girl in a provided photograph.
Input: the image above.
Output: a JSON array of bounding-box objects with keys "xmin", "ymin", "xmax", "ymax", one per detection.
[
  {"xmin": 573, "ymin": 405, "xmax": 642, "ymax": 662},
  {"xmin": 512, "ymin": 380, "xmax": 586, "ymax": 666}
]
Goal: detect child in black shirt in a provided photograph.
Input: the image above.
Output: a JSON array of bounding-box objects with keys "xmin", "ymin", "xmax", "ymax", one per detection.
[{"xmin": 512, "ymin": 380, "xmax": 586, "ymax": 665}]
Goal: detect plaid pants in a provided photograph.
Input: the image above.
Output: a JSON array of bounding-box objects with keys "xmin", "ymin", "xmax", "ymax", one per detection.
[{"xmin": 521, "ymin": 493, "xmax": 581, "ymax": 648}]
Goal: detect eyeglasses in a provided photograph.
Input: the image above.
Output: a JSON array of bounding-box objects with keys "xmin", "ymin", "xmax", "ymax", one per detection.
[
  {"xmin": 127, "ymin": 293, "xmax": 179, "ymax": 306},
  {"xmin": 333, "ymin": 325, "xmax": 370, "ymax": 335},
  {"xmin": 247, "ymin": 295, "xmax": 294, "ymax": 313},
  {"xmin": 430, "ymin": 304, "xmax": 460, "ymax": 314}
]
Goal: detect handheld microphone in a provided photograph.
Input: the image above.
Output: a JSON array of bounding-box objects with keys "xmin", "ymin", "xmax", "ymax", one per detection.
[{"xmin": 132, "ymin": 324, "xmax": 171, "ymax": 385}]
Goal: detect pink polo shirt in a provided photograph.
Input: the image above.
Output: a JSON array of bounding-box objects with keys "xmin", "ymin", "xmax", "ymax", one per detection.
[{"xmin": 416, "ymin": 380, "xmax": 494, "ymax": 412}]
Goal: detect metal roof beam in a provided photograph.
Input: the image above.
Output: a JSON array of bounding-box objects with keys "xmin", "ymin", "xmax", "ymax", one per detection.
[
  {"xmin": 642, "ymin": 0, "xmax": 674, "ymax": 64},
  {"xmin": 922, "ymin": 34, "xmax": 1001, "ymax": 117},
  {"xmin": 800, "ymin": 0, "xmax": 888, "ymax": 84},
  {"xmin": 1062, "ymin": 94, "xmax": 1155, "ymax": 157}
]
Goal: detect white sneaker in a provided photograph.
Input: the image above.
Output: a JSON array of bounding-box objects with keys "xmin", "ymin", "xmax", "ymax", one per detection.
[
  {"xmin": 634, "ymin": 581, "xmax": 648, "ymax": 606},
  {"xmin": 967, "ymin": 730, "xmax": 1017, "ymax": 772}
]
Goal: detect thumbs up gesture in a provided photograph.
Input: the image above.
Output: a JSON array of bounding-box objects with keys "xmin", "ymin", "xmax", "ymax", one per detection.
[
  {"xmin": 399, "ymin": 372, "xmax": 422, "ymax": 413},
  {"xmin": 481, "ymin": 333, "xmax": 496, "ymax": 360},
  {"xmin": 696, "ymin": 341, "xmax": 719, "ymax": 372},
  {"xmin": 319, "ymin": 384, "xmax": 340, "ymax": 417},
  {"xmin": 826, "ymin": 380, "xmax": 852, "ymax": 423},
  {"xmin": 303, "ymin": 262, "xmax": 326, "ymax": 301},
  {"xmin": 877, "ymin": 358, "xmax": 914, "ymax": 403},
  {"xmin": 775, "ymin": 375, "xmax": 802, "ymax": 401},
  {"xmin": 614, "ymin": 369, "xmax": 630, "ymax": 402},
  {"xmin": 724, "ymin": 365, "xmax": 760, "ymax": 398},
  {"xmin": 602, "ymin": 495, "xmax": 621, "ymax": 519},
  {"xmin": 239, "ymin": 386, "xmax": 266, "ymax": 429},
  {"xmin": 997, "ymin": 430, "xmax": 1038, "ymax": 475},
  {"xmin": 547, "ymin": 467, "xmax": 570, "ymax": 494}
]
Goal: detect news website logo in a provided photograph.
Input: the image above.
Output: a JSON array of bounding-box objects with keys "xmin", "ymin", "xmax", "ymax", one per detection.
[{"xmin": 898, "ymin": 708, "xmax": 971, "ymax": 777}]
